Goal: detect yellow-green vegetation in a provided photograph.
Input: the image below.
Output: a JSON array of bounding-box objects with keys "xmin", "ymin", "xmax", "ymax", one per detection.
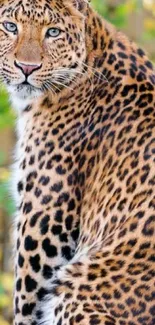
[
  {"xmin": 0, "ymin": 273, "xmax": 14, "ymax": 325},
  {"xmin": 0, "ymin": 88, "xmax": 15, "ymax": 129},
  {"xmin": 92, "ymin": 0, "xmax": 140, "ymax": 27},
  {"xmin": 0, "ymin": 154, "xmax": 15, "ymax": 324},
  {"xmin": 92, "ymin": 0, "xmax": 155, "ymax": 30},
  {"xmin": 0, "ymin": 1, "xmax": 154, "ymax": 324},
  {"xmin": 0, "ymin": 90, "xmax": 15, "ymax": 324}
]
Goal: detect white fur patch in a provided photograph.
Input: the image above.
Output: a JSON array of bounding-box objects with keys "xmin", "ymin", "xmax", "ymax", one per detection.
[
  {"xmin": 10, "ymin": 112, "xmax": 28, "ymax": 257},
  {"xmin": 10, "ymin": 93, "xmax": 33, "ymax": 113},
  {"xmin": 38, "ymin": 292, "xmax": 65, "ymax": 325},
  {"xmin": 8, "ymin": 84, "xmax": 43, "ymax": 113},
  {"xmin": 11, "ymin": 114, "xmax": 27, "ymax": 203}
]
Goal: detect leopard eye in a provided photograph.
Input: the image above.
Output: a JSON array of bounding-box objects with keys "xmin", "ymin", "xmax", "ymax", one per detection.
[
  {"xmin": 3, "ymin": 21, "xmax": 18, "ymax": 33},
  {"xmin": 46, "ymin": 28, "xmax": 61, "ymax": 38}
]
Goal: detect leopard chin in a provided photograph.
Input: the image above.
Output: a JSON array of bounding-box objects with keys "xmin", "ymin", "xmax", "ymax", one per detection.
[{"xmin": 7, "ymin": 83, "xmax": 44, "ymax": 100}]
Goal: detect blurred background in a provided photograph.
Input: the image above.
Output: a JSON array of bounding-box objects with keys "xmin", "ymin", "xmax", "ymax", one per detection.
[{"xmin": 0, "ymin": 0, "xmax": 155, "ymax": 324}]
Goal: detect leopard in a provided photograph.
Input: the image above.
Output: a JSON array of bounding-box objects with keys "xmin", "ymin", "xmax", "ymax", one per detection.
[{"xmin": 0, "ymin": 0, "xmax": 155, "ymax": 324}]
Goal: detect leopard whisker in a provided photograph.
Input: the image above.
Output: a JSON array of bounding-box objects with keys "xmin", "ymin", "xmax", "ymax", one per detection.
[
  {"xmin": 53, "ymin": 79, "xmax": 74, "ymax": 91},
  {"xmin": 46, "ymin": 79, "xmax": 61, "ymax": 93},
  {"xmin": 82, "ymin": 61, "xmax": 108, "ymax": 82},
  {"xmin": 43, "ymin": 80, "xmax": 56, "ymax": 95}
]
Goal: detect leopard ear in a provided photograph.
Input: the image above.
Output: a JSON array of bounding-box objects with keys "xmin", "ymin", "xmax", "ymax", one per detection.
[
  {"xmin": 69, "ymin": 0, "xmax": 90, "ymax": 12},
  {"xmin": 74, "ymin": 0, "xmax": 90, "ymax": 11}
]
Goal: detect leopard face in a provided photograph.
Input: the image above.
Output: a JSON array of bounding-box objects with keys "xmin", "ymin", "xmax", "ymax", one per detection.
[{"xmin": 0, "ymin": 0, "xmax": 86, "ymax": 101}]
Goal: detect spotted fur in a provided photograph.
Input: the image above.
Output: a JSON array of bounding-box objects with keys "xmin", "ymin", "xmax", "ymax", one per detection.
[{"xmin": 0, "ymin": 0, "xmax": 155, "ymax": 324}]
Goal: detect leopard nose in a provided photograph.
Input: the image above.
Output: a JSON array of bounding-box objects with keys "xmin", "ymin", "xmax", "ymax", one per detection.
[{"xmin": 14, "ymin": 60, "xmax": 42, "ymax": 76}]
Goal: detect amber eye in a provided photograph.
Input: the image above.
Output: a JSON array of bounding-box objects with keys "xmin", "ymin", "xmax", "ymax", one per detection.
[
  {"xmin": 3, "ymin": 21, "xmax": 18, "ymax": 33},
  {"xmin": 46, "ymin": 28, "xmax": 61, "ymax": 38}
]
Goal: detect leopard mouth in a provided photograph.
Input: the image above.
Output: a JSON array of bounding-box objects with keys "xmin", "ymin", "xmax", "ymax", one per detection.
[
  {"xmin": 21, "ymin": 80, "xmax": 30, "ymax": 86},
  {"xmin": 16, "ymin": 79, "xmax": 43, "ymax": 93}
]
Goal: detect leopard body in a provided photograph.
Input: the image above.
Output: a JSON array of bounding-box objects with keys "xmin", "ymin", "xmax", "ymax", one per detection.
[{"xmin": 0, "ymin": 1, "xmax": 155, "ymax": 324}]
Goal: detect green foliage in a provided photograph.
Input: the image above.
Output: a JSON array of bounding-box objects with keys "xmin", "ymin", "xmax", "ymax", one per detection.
[
  {"xmin": 0, "ymin": 89, "xmax": 15, "ymax": 325},
  {"xmin": 0, "ymin": 125, "xmax": 15, "ymax": 217},
  {"xmin": 0, "ymin": 176, "xmax": 15, "ymax": 217},
  {"xmin": 0, "ymin": 87, "xmax": 15, "ymax": 130},
  {"xmin": 0, "ymin": 273, "xmax": 13, "ymax": 325},
  {"xmin": 92, "ymin": 0, "xmax": 155, "ymax": 40},
  {"xmin": 92, "ymin": 0, "xmax": 139, "ymax": 27}
]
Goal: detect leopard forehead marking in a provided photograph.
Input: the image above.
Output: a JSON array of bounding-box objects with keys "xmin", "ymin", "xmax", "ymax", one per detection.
[
  {"xmin": 1, "ymin": 0, "xmax": 69, "ymax": 23},
  {"xmin": 0, "ymin": 0, "xmax": 155, "ymax": 325}
]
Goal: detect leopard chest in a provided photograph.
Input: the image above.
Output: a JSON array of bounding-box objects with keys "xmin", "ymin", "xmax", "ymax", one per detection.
[{"xmin": 11, "ymin": 107, "xmax": 87, "ymax": 249}]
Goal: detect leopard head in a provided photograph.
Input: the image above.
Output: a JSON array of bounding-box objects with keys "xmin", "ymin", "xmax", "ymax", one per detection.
[{"xmin": 0, "ymin": 0, "xmax": 90, "ymax": 101}]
